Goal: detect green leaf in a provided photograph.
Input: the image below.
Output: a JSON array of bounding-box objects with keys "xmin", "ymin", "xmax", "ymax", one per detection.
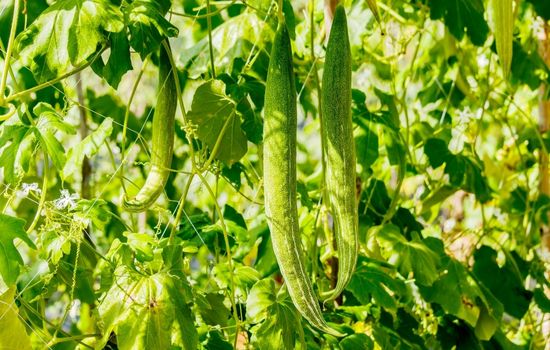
[
  {"xmin": 534, "ymin": 288, "xmax": 550, "ymax": 312},
  {"xmin": 474, "ymin": 303, "xmax": 499, "ymax": 341},
  {"xmin": 421, "ymin": 238, "xmax": 503, "ymax": 340},
  {"xmin": 355, "ymin": 125, "xmax": 379, "ymax": 169},
  {"xmin": 472, "ymin": 246, "xmax": 533, "ymax": 319},
  {"xmin": 373, "ymin": 225, "xmax": 440, "ymax": 285},
  {"xmin": 526, "ymin": 0, "xmax": 550, "ymax": 20},
  {"xmin": 511, "ymin": 40, "xmax": 550, "ymax": 90},
  {"xmin": 340, "ymin": 333, "xmax": 374, "ymax": 350},
  {"xmin": 247, "ymin": 279, "xmax": 305, "ymax": 350},
  {"xmin": 187, "ymin": 80, "xmax": 247, "ymax": 165},
  {"xmin": 123, "ymin": 231, "xmax": 155, "ymax": 262},
  {"xmin": 180, "ymin": 12, "xmax": 274, "ymax": 78},
  {"xmin": 221, "ymin": 162, "xmax": 246, "ymax": 190},
  {"xmin": 424, "ymin": 138, "xmax": 449, "ymax": 168},
  {"xmin": 420, "ymin": 253, "xmax": 482, "ymax": 326},
  {"xmin": 40, "ymin": 230, "xmax": 72, "ymax": 264},
  {"xmin": 0, "ymin": 287, "xmax": 32, "ymax": 350},
  {"xmin": 125, "ymin": 0, "xmax": 179, "ymax": 58},
  {"xmin": 15, "ymin": 0, "xmax": 124, "ymax": 81},
  {"xmin": 98, "ymin": 245, "xmax": 197, "ymax": 350},
  {"xmin": 0, "ymin": 124, "xmax": 29, "ymax": 183},
  {"xmin": 98, "ymin": 268, "xmax": 196, "ymax": 350},
  {"xmin": 196, "ymin": 293, "xmax": 231, "ymax": 326},
  {"xmin": 0, "ymin": 0, "xmax": 48, "ymax": 47},
  {"xmin": 0, "ymin": 214, "xmax": 36, "ymax": 285},
  {"xmin": 32, "ymin": 103, "xmax": 76, "ymax": 171},
  {"xmin": 427, "ymin": 0, "xmax": 489, "ymax": 46},
  {"xmin": 91, "ymin": 32, "xmax": 133, "ymax": 88},
  {"xmin": 346, "ymin": 258, "xmax": 407, "ymax": 311},
  {"xmin": 424, "ymin": 138, "xmax": 491, "ymax": 202},
  {"xmin": 63, "ymin": 117, "xmax": 113, "ymax": 179},
  {"xmin": 204, "ymin": 330, "xmax": 233, "ymax": 350}
]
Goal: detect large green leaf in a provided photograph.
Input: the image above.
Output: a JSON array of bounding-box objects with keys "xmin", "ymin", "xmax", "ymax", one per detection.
[
  {"xmin": 0, "ymin": 214, "xmax": 36, "ymax": 285},
  {"xmin": 0, "ymin": 124, "xmax": 30, "ymax": 184},
  {"xmin": 15, "ymin": 0, "xmax": 124, "ymax": 81},
  {"xmin": 373, "ymin": 225, "xmax": 440, "ymax": 286},
  {"xmin": 32, "ymin": 102, "xmax": 76, "ymax": 171},
  {"xmin": 91, "ymin": 31, "xmax": 133, "ymax": 88},
  {"xmin": 97, "ymin": 245, "xmax": 197, "ymax": 350},
  {"xmin": 346, "ymin": 257, "xmax": 407, "ymax": 311},
  {"xmin": 247, "ymin": 279, "xmax": 305, "ymax": 350},
  {"xmin": 472, "ymin": 246, "xmax": 532, "ymax": 319},
  {"xmin": 427, "ymin": 0, "xmax": 489, "ymax": 46},
  {"xmin": 63, "ymin": 117, "xmax": 113, "ymax": 179},
  {"xmin": 180, "ymin": 12, "xmax": 274, "ymax": 78},
  {"xmin": 421, "ymin": 239, "xmax": 503, "ymax": 340},
  {"xmin": 424, "ymin": 138, "xmax": 491, "ymax": 202},
  {"xmin": 125, "ymin": 0, "xmax": 179, "ymax": 58},
  {"xmin": 0, "ymin": 287, "xmax": 32, "ymax": 350},
  {"xmin": 187, "ymin": 80, "xmax": 247, "ymax": 165}
]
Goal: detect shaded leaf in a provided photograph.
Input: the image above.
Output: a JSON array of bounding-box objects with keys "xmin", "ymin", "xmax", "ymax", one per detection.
[
  {"xmin": 187, "ymin": 80, "xmax": 247, "ymax": 165},
  {"xmin": 91, "ymin": 31, "xmax": 133, "ymax": 88},
  {"xmin": 427, "ymin": 0, "xmax": 489, "ymax": 46},
  {"xmin": 340, "ymin": 333, "xmax": 374, "ymax": 350},
  {"xmin": 374, "ymin": 225, "xmax": 440, "ymax": 285},
  {"xmin": 247, "ymin": 279, "xmax": 305, "ymax": 350},
  {"xmin": 472, "ymin": 246, "xmax": 532, "ymax": 319},
  {"xmin": 196, "ymin": 293, "xmax": 231, "ymax": 326},
  {"xmin": 126, "ymin": 0, "xmax": 179, "ymax": 58},
  {"xmin": 346, "ymin": 257, "xmax": 407, "ymax": 311}
]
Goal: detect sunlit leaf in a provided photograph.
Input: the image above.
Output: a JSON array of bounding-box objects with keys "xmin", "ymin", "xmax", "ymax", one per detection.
[
  {"xmin": 0, "ymin": 287, "xmax": 32, "ymax": 350},
  {"xmin": 247, "ymin": 279, "xmax": 305, "ymax": 350},
  {"xmin": 15, "ymin": 0, "xmax": 124, "ymax": 81},
  {"xmin": 63, "ymin": 117, "xmax": 113, "ymax": 179}
]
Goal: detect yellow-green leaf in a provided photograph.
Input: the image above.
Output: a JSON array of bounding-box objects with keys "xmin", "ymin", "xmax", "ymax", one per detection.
[{"xmin": 0, "ymin": 287, "xmax": 32, "ymax": 350}]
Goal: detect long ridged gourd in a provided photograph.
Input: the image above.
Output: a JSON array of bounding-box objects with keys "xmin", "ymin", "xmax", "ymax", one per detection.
[
  {"xmin": 123, "ymin": 43, "xmax": 177, "ymax": 212},
  {"xmin": 490, "ymin": 0, "xmax": 513, "ymax": 79},
  {"xmin": 263, "ymin": 22, "xmax": 343, "ymax": 337},
  {"xmin": 320, "ymin": 5, "xmax": 358, "ymax": 302}
]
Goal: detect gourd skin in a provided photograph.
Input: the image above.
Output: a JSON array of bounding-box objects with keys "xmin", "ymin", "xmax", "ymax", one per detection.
[
  {"xmin": 263, "ymin": 23, "xmax": 343, "ymax": 337},
  {"xmin": 320, "ymin": 5, "xmax": 358, "ymax": 302},
  {"xmin": 124, "ymin": 43, "xmax": 177, "ymax": 212}
]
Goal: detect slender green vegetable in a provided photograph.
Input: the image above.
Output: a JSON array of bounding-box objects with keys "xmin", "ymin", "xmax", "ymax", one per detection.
[
  {"xmin": 490, "ymin": 0, "xmax": 513, "ymax": 79},
  {"xmin": 123, "ymin": 43, "xmax": 177, "ymax": 212},
  {"xmin": 320, "ymin": 5, "xmax": 358, "ymax": 302},
  {"xmin": 263, "ymin": 22, "xmax": 343, "ymax": 337}
]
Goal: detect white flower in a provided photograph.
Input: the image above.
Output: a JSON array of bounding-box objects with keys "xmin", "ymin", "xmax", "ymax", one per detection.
[
  {"xmin": 477, "ymin": 54, "xmax": 490, "ymax": 69},
  {"xmin": 456, "ymin": 107, "xmax": 472, "ymax": 125},
  {"xmin": 54, "ymin": 190, "xmax": 79, "ymax": 210},
  {"xmin": 17, "ymin": 183, "xmax": 42, "ymax": 197},
  {"xmin": 449, "ymin": 128, "xmax": 465, "ymax": 153}
]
